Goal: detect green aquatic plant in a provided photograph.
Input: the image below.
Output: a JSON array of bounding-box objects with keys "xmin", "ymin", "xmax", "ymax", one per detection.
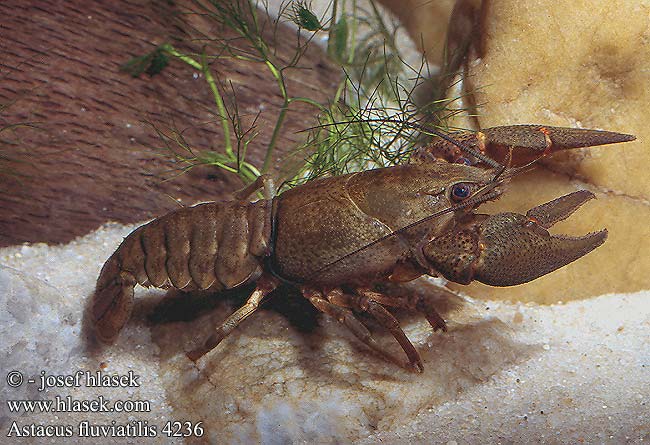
[{"xmin": 121, "ymin": 0, "xmax": 464, "ymax": 191}]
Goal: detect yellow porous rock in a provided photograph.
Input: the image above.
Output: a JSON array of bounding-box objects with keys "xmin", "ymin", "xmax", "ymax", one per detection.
[{"xmin": 443, "ymin": 0, "xmax": 650, "ymax": 301}]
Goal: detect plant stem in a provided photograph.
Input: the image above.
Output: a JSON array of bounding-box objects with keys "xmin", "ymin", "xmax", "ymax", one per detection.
[
  {"xmin": 200, "ymin": 52, "xmax": 233, "ymax": 156},
  {"xmin": 161, "ymin": 44, "xmax": 233, "ymax": 156},
  {"xmin": 327, "ymin": 0, "xmax": 339, "ymax": 59},
  {"xmin": 261, "ymin": 61, "xmax": 288, "ymax": 173}
]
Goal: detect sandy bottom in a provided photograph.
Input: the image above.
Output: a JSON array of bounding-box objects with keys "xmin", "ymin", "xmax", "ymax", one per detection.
[{"xmin": 1, "ymin": 223, "xmax": 648, "ymax": 444}]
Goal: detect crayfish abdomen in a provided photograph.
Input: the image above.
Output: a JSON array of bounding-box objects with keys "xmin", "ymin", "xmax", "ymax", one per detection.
[{"xmin": 92, "ymin": 200, "xmax": 272, "ymax": 342}]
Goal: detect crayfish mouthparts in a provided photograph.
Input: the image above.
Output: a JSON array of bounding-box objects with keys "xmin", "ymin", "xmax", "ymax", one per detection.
[{"xmin": 421, "ymin": 190, "xmax": 608, "ymax": 287}]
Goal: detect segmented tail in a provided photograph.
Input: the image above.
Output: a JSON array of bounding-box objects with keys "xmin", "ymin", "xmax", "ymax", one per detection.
[
  {"xmin": 91, "ymin": 200, "xmax": 273, "ymax": 343},
  {"xmin": 92, "ymin": 254, "xmax": 136, "ymax": 342}
]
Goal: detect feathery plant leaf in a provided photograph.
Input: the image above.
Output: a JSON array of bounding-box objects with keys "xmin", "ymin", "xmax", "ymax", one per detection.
[
  {"xmin": 120, "ymin": 0, "xmax": 466, "ymax": 192},
  {"xmin": 121, "ymin": 47, "xmax": 170, "ymax": 77}
]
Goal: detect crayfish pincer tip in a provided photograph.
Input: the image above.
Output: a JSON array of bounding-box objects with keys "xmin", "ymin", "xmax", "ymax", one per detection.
[
  {"xmin": 526, "ymin": 189, "xmax": 596, "ymax": 228},
  {"xmin": 592, "ymin": 228, "xmax": 608, "ymax": 245},
  {"xmin": 548, "ymin": 127, "xmax": 636, "ymax": 148}
]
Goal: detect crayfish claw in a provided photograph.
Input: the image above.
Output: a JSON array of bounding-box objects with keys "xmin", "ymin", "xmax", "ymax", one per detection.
[
  {"xmin": 473, "ymin": 215, "xmax": 607, "ymax": 287},
  {"xmin": 421, "ymin": 190, "xmax": 608, "ymax": 287},
  {"xmin": 482, "ymin": 124, "xmax": 635, "ymax": 151},
  {"xmin": 480, "ymin": 125, "xmax": 635, "ymax": 167},
  {"xmin": 412, "ymin": 125, "xmax": 634, "ymax": 167},
  {"xmin": 525, "ymin": 189, "xmax": 595, "ymax": 228}
]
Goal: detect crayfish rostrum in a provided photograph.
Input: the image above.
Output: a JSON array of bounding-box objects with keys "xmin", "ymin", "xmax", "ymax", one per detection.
[{"xmin": 92, "ymin": 124, "xmax": 634, "ymax": 372}]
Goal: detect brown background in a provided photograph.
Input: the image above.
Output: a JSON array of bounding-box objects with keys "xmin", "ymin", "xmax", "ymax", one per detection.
[{"xmin": 0, "ymin": 0, "xmax": 338, "ymax": 246}]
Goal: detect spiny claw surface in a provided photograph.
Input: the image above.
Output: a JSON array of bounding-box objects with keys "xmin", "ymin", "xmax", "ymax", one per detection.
[
  {"xmin": 480, "ymin": 125, "xmax": 636, "ymax": 166},
  {"xmin": 422, "ymin": 190, "xmax": 607, "ymax": 286},
  {"xmin": 525, "ymin": 189, "xmax": 596, "ymax": 228},
  {"xmin": 413, "ymin": 125, "xmax": 635, "ymax": 167}
]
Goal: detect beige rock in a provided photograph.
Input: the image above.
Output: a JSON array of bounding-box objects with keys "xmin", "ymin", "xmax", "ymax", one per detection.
[
  {"xmin": 452, "ymin": 169, "xmax": 650, "ymax": 303},
  {"xmin": 379, "ymin": 0, "xmax": 456, "ymax": 64},
  {"xmin": 441, "ymin": 0, "xmax": 650, "ymax": 301}
]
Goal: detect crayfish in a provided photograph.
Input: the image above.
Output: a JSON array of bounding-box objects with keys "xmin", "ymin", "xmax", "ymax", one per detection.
[{"xmin": 91, "ymin": 124, "xmax": 634, "ymax": 372}]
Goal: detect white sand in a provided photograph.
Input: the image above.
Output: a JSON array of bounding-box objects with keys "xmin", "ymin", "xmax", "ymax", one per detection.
[{"xmin": 1, "ymin": 223, "xmax": 648, "ymax": 444}]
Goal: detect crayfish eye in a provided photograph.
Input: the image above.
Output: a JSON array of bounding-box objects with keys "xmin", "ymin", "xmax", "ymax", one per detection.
[
  {"xmin": 451, "ymin": 182, "xmax": 472, "ymax": 202},
  {"xmin": 455, "ymin": 157, "xmax": 472, "ymax": 165}
]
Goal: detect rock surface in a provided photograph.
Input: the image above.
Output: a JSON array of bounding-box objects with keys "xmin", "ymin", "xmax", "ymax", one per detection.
[{"xmin": 437, "ymin": 0, "xmax": 650, "ymax": 302}]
